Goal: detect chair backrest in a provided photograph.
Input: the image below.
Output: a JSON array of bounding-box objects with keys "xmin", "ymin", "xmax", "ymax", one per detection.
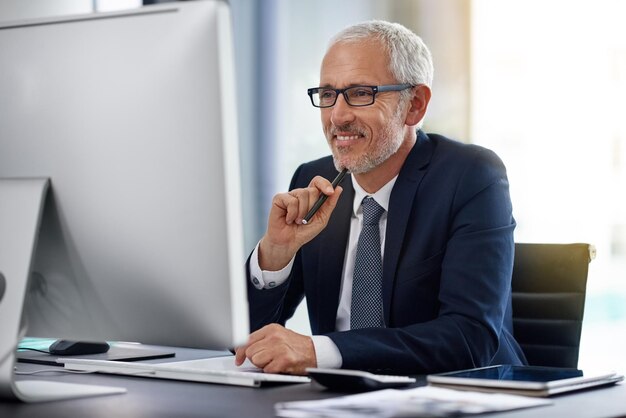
[{"xmin": 511, "ymin": 243, "xmax": 595, "ymax": 368}]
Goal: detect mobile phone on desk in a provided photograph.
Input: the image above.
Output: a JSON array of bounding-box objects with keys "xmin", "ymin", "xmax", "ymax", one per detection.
[{"xmin": 306, "ymin": 367, "xmax": 416, "ymax": 392}]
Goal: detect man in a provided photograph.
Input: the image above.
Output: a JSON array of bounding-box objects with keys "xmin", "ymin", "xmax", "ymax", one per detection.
[{"xmin": 235, "ymin": 20, "xmax": 526, "ymax": 375}]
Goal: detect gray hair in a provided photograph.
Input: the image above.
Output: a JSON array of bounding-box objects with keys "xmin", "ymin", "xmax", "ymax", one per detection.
[{"xmin": 328, "ymin": 20, "xmax": 434, "ymax": 101}]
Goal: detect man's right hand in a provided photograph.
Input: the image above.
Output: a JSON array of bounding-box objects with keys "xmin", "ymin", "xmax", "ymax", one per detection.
[{"xmin": 258, "ymin": 176, "xmax": 343, "ymax": 271}]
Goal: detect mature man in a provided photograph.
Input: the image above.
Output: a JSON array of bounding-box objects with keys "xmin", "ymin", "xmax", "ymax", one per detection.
[{"xmin": 235, "ymin": 20, "xmax": 526, "ymax": 375}]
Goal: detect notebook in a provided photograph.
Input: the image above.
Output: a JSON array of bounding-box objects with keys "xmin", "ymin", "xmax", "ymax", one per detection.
[
  {"xmin": 60, "ymin": 356, "xmax": 310, "ymax": 388},
  {"xmin": 427, "ymin": 365, "xmax": 624, "ymax": 397}
]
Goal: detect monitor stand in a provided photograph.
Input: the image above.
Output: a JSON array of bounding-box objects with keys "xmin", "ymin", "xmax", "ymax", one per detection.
[{"xmin": 0, "ymin": 178, "xmax": 125, "ymax": 402}]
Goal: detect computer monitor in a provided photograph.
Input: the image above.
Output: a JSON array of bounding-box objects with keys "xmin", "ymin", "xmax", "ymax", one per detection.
[{"xmin": 0, "ymin": 0, "xmax": 249, "ymax": 359}]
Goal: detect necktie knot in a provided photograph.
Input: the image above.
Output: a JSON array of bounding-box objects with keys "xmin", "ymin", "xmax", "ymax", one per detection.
[{"xmin": 361, "ymin": 197, "xmax": 385, "ymax": 226}]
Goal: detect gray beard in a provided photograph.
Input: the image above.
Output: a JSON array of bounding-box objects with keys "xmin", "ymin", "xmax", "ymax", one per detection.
[{"xmin": 330, "ymin": 106, "xmax": 405, "ymax": 174}]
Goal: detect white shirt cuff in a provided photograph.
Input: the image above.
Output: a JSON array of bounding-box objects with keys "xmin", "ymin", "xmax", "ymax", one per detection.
[
  {"xmin": 311, "ymin": 335, "xmax": 343, "ymax": 369},
  {"xmin": 249, "ymin": 242, "xmax": 295, "ymax": 290}
]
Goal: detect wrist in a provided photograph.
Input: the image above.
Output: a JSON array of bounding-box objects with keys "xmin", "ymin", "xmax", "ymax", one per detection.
[{"xmin": 258, "ymin": 237, "xmax": 298, "ymax": 271}]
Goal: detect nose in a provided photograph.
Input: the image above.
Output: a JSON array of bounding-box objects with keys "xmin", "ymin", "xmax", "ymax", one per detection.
[{"xmin": 329, "ymin": 93, "xmax": 356, "ymax": 127}]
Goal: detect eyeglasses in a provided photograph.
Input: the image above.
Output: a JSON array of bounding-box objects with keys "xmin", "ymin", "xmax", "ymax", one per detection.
[{"xmin": 307, "ymin": 84, "xmax": 413, "ymax": 108}]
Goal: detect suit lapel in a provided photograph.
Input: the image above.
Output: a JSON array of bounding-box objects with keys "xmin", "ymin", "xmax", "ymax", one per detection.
[
  {"xmin": 315, "ymin": 175, "xmax": 354, "ymax": 334},
  {"xmin": 382, "ymin": 131, "xmax": 434, "ymax": 323}
]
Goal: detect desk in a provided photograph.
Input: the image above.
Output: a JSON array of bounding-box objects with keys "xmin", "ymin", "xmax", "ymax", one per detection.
[{"xmin": 2, "ymin": 346, "xmax": 625, "ymax": 418}]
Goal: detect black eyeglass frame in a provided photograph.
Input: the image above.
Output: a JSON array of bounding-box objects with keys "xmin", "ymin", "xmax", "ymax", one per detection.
[{"xmin": 307, "ymin": 83, "xmax": 414, "ymax": 108}]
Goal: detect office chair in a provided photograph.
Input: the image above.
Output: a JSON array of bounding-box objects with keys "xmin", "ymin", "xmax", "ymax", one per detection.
[{"xmin": 511, "ymin": 243, "xmax": 595, "ymax": 368}]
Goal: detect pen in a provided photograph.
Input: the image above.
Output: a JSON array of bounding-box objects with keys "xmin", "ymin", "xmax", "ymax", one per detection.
[{"xmin": 301, "ymin": 168, "xmax": 348, "ymax": 225}]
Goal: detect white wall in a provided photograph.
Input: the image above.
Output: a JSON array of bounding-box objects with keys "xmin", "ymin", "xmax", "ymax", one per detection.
[
  {"xmin": 0, "ymin": 0, "xmax": 92, "ymax": 21},
  {"xmin": 0, "ymin": 0, "xmax": 142, "ymax": 21}
]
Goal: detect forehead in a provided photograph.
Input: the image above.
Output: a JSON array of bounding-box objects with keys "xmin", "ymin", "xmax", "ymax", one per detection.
[{"xmin": 320, "ymin": 39, "xmax": 394, "ymax": 87}]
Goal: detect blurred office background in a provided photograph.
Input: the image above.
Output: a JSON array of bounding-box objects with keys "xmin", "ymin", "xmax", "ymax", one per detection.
[{"xmin": 1, "ymin": 0, "xmax": 624, "ymax": 371}]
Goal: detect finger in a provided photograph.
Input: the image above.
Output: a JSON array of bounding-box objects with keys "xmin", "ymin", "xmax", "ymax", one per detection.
[
  {"xmin": 234, "ymin": 346, "xmax": 247, "ymax": 366},
  {"xmin": 308, "ymin": 176, "xmax": 334, "ymax": 196},
  {"xmin": 246, "ymin": 328, "xmax": 269, "ymax": 346},
  {"xmin": 324, "ymin": 185, "xmax": 343, "ymax": 209},
  {"xmin": 260, "ymin": 347, "xmax": 305, "ymax": 375},
  {"xmin": 288, "ymin": 189, "xmax": 311, "ymax": 225},
  {"xmin": 247, "ymin": 345, "xmax": 273, "ymax": 369},
  {"xmin": 299, "ymin": 176, "xmax": 341, "ymax": 224},
  {"xmin": 245, "ymin": 330, "xmax": 282, "ymax": 369},
  {"xmin": 243, "ymin": 323, "xmax": 281, "ymax": 350},
  {"xmin": 234, "ymin": 325, "xmax": 270, "ymax": 366},
  {"xmin": 245, "ymin": 337, "xmax": 289, "ymax": 374},
  {"xmin": 272, "ymin": 192, "xmax": 301, "ymax": 225},
  {"xmin": 308, "ymin": 185, "xmax": 343, "ymax": 225},
  {"xmin": 262, "ymin": 358, "xmax": 287, "ymax": 374}
]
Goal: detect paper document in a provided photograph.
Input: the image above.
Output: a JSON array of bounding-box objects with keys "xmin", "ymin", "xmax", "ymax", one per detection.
[{"xmin": 275, "ymin": 386, "xmax": 551, "ymax": 418}]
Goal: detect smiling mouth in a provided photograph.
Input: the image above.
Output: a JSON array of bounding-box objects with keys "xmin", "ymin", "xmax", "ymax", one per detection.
[
  {"xmin": 336, "ymin": 134, "xmax": 361, "ymax": 141},
  {"xmin": 334, "ymin": 132, "xmax": 367, "ymax": 146}
]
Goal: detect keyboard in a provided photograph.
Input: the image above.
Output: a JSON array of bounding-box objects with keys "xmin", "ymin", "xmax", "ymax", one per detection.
[{"xmin": 60, "ymin": 357, "xmax": 311, "ymax": 388}]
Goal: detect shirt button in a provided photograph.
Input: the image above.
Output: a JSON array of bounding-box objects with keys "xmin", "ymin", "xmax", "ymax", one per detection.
[
  {"xmin": 268, "ymin": 281, "xmax": 276, "ymax": 288},
  {"xmin": 252, "ymin": 278, "xmax": 260, "ymax": 285}
]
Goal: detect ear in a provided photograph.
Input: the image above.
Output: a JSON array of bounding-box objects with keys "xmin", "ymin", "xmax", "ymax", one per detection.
[{"xmin": 404, "ymin": 85, "xmax": 431, "ymax": 127}]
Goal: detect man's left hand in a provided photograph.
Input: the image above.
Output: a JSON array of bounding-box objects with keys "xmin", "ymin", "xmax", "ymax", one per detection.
[{"xmin": 234, "ymin": 324, "xmax": 316, "ymax": 375}]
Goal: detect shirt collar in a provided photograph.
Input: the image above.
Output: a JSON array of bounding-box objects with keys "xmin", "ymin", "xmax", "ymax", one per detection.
[{"xmin": 351, "ymin": 174, "xmax": 398, "ymax": 216}]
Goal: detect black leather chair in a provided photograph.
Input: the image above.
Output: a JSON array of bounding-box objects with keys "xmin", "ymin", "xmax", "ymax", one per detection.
[{"xmin": 511, "ymin": 243, "xmax": 595, "ymax": 368}]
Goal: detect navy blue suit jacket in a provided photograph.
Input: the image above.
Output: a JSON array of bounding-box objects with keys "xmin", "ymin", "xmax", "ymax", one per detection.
[{"xmin": 247, "ymin": 131, "xmax": 527, "ymax": 374}]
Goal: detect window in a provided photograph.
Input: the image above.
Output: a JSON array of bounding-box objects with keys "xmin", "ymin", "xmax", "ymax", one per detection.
[{"xmin": 471, "ymin": 0, "xmax": 626, "ymax": 370}]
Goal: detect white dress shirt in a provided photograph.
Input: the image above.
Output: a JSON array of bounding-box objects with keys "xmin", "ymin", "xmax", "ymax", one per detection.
[{"xmin": 249, "ymin": 174, "xmax": 397, "ymax": 368}]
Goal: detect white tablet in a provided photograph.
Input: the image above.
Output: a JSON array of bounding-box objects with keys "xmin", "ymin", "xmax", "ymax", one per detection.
[{"xmin": 427, "ymin": 365, "xmax": 623, "ymax": 397}]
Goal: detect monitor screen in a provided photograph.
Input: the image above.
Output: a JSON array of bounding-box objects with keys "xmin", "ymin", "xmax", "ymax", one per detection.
[{"xmin": 0, "ymin": 0, "xmax": 249, "ymax": 350}]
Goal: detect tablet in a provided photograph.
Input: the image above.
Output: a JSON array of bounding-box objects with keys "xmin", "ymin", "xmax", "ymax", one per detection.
[{"xmin": 427, "ymin": 365, "xmax": 623, "ymax": 397}]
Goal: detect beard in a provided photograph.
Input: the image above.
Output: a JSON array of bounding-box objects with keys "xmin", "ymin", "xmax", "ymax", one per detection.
[{"xmin": 326, "ymin": 105, "xmax": 406, "ymax": 174}]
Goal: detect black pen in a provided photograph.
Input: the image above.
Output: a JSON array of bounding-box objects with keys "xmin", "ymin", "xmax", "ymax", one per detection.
[{"xmin": 301, "ymin": 168, "xmax": 348, "ymax": 225}]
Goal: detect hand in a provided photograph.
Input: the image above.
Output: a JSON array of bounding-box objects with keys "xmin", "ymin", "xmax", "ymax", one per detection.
[
  {"xmin": 234, "ymin": 324, "xmax": 316, "ymax": 375},
  {"xmin": 259, "ymin": 176, "xmax": 343, "ymax": 271}
]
